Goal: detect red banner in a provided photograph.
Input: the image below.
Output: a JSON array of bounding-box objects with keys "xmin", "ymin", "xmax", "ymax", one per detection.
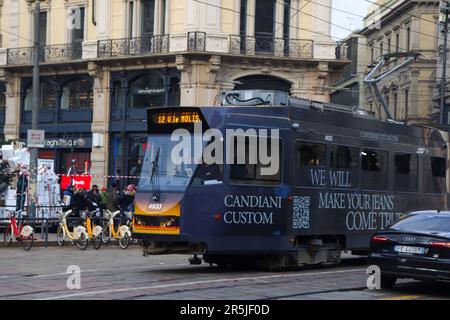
[{"xmin": 61, "ymin": 175, "xmax": 92, "ymax": 190}]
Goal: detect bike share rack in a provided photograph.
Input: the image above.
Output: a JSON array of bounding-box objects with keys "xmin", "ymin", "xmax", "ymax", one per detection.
[{"xmin": 0, "ymin": 205, "xmax": 64, "ymax": 248}]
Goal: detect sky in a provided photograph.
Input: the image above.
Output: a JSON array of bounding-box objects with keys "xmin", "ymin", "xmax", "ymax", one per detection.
[{"xmin": 331, "ymin": 0, "xmax": 372, "ymax": 40}]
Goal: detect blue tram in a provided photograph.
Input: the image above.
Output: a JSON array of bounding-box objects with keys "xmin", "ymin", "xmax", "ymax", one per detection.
[{"xmin": 132, "ymin": 90, "xmax": 448, "ymax": 268}]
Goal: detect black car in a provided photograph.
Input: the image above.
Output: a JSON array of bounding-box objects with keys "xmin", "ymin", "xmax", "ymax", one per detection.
[{"xmin": 368, "ymin": 211, "xmax": 450, "ymax": 288}]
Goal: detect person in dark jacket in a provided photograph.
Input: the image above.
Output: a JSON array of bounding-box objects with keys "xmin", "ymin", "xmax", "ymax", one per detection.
[
  {"xmin": 119, "ymin": 184, "xmax": 136, "ymax": 212},
  {"xmin": 86, "ymin": 185, "xmax": 102, "ymax": 211},
  {"xmin": 107, "ymin": 182, "xmax": 120, "ymax": 212}
]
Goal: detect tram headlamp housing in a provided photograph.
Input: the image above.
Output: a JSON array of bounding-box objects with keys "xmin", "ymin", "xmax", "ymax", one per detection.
[{"xmin": 292, "ymin": 123, "xmax": 300, "ymax": 130}]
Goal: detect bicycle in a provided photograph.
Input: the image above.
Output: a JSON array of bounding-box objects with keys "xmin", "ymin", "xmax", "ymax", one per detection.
[
  {"xmin": 2, "ymin": 210, "xmax": 34, "ymax": 251},
  {"xmin": 56, "ymin": 210, "xmax": 89, "ymax": 250},
  {"xmin": 102, "ymin": 210, "xmax": 132, "ymax": 249},
  {"xmin": 83, "ymin": 208, "xmax": 103, "ymax": 250}
]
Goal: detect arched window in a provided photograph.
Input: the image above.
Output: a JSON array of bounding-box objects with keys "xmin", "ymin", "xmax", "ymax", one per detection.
[
  {"xmin": 24, "ymin": 81, "xmax": 57, "ymax": 111},
  {"xmin": 61, "ymin": 78, "xmax": 93, "ymax": 110},
  {"xmin": 129, "ymin": 74, "xmax": 165, "ymax": 109}
]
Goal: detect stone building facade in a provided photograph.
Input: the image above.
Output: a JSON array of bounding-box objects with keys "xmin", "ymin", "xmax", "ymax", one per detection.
[{"xmin": 360, "ymin": 0, "xmax": 439, "ymax": 124}]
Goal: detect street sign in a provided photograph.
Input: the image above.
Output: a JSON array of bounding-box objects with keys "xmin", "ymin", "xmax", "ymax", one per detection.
[{"xmin": 27, "ymin": 129, "xmax": 45, "ymax": 148}]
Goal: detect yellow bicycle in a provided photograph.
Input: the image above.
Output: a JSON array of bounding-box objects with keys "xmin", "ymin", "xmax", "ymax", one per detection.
[
  {"xmin": 82, "ymin": 209, "xmax": 103, "ymax": 250},
  {"xmin": 56, "ymin": 210, "xmax": 89, "ymax": 250},
  {"xmin": 101, "ymin": 210, "xmax": 132, "ymax": 249}
]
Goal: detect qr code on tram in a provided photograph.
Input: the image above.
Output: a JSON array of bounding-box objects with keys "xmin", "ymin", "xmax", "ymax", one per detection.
[{"xmin": 293, "ymin": 196, "xmax": 310, "ymax": 229}]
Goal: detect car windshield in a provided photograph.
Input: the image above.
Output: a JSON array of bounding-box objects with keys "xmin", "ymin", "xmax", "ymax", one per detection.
[
  {"xmin": 390, "ymin": 214, "xmax": 450, "ymax": 233},
  {"xmin": 138, "ymin": 134, "xmax": 205, "ymax": 192}
]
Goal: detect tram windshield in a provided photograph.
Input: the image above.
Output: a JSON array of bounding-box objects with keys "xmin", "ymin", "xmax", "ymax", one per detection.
[{"xmin": 138, "ymin": 134, "xmax": 208, "ymax": 192}]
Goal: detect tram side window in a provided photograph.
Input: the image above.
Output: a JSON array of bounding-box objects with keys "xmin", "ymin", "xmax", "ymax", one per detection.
[
  {"xmin": 361, "ymin": 149, "xmax": 388, "ymax": 190},
  {"xmin": 229, "ymin": 137, "xmax": 282, "ymax": 185},
  {"xmin": 424, "ymin": 156, "xmax": 446, "ymax": 194},
  {"xmin": 296, "ymin": 142, "xmax": 327, "ymax": 187},
  {"xmin": 394, "ymin": 154, "xmax": 418, "ymax": 192},
  {"xmin": 330, "ymin": 145, "xmax": 359, "ymax": 189}
]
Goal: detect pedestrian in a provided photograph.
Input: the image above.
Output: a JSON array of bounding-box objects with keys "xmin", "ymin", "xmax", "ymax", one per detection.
[
  {"xmin": 63, "ymin": 185, "xmax": 74, "ymax": 208},
  {"xmin": 86, "ymin": 185, "xmax": 101, "ymax": 211},
  {"xmin": 107, "ymin": 182, "xmax": 120, "ymax": 212},
  {"xmin": 119, "ymin": 184, "xmax": 136, "ymax": 212},
  {"xmin": 99, "ymin": 187, "xmax": 108, "ymax": 210}
]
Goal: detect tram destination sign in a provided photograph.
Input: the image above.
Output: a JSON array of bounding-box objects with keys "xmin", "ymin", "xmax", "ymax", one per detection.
[{"xmin": 152, "ymin": 111, "xmax": 201, "ymax": 125}]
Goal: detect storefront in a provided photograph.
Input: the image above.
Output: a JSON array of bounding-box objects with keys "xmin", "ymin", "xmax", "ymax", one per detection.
[
  {"xmin": 19, "ymin": 74, "xmax": 94, "ymax": 180},
  {"xmin": 109, "ymin": 68, "xmax": 180, "ymax": 187}
]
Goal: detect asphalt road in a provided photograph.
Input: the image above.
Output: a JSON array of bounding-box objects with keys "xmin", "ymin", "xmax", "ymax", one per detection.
[{"xmin": 0, "ymin": 245, "xmax": 449, "ymax": 300}]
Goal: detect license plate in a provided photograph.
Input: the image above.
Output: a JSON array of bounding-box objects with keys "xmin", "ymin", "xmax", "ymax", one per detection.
[{"xmin": 394, "ymin": 245, "xmax": 426, "ymax": 255}]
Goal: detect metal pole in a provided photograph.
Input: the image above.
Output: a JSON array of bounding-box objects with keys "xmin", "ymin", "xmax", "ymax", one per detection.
[
  {"xmin": 440, "ymin": 2, "xmax": 450, "ymax": 125},
  {"xmin": 28, "ymin": 0, "xmax": 40, "ymax": 218}
]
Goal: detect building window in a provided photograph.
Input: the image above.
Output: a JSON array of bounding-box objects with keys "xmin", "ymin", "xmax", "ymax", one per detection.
[
  {"xmin": 396, "ymin": 33, "xmax": 400, "ymax": 52},
  {"xmin": 60, "ymin": 78, "xmax": 93, "ymax": 110},
  {"xmin": 404, "ymin": 89, "xmax": 409, "ymax": 119},
  {"xmin": 283, "ymin": 0, "xmax": 291, "ymax": 40},
  {"xmin": 128, "ymin": 2, "xmax": 134, "ymax": 38},
  {"xmin": 380, "ymin": 42, "xmax": 383, "ymax": 56},
  {"xmin": 0, "ymin": 83, "xmax": 5, "ymax": 110},
  {"xmin": 255, "ymin": 0, "xmax": 276, "ymax": 53},
  {"xmin": 70, "ymin": 7, "xmax": 85, "ymax": 44},
  {"xmin": 371, "ymin": 47, "xmax": 374, "ymax": 63},
  {"xmin": 24, "ymin": 82, "xmax": 57, "ymax": 111},
  {"xmin": 240, "ymin": 0, "xmax": 247, "ymax": 36},
  {"xmin": 393, "ymin": 92, "xmax": 398, "ymax": 120},
  {"xmin": 406, "ymin": 26, "xmax": 411, "ymax": 51},
  {"xmin": 39, "ymin": 12, "xmax": 47, "ymax": 45},
  {"xmin": 141, "ymin": 0, "xmax": 155, "ymax": 36},
  {"xmin": 129, "ymin": 74, "xmax": 165, "ymax": 109},
  {"xmin": 387, "ymin": 37, "xmax": 391, "ymax": 54}
]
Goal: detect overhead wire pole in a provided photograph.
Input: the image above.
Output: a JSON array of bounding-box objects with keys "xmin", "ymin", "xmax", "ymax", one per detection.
[
  {"xmin": 28, "ymin": 0, "xmax": 40, "ymax": 218},
  {"xmin": 440, "ymin": 1, "xmax": 450, "ymax": 125}
]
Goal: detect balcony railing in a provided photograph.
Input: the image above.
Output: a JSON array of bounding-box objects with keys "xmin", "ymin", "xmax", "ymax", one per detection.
[
  {"xmin": 97, "ymin": 35, "xmax": 170, "ymax": 58},
  {"xmin": 187, "ymin": 32, "xmax": 206, "ymax": 52},
  {"xmin": 229, "ymin": 35, "xmax": 313, "ymax": 59},
  {"xmin": 7, "ymin": 43, "xmax": 83, "ymax": 65}
]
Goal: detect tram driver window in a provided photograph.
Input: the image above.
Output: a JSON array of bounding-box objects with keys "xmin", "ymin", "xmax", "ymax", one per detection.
[
  {"xmin": 424, "ymin": 156, "xmax": 446, "ymax": 194},
  {"xmin": 361, "ymin": 149, "xmax": 388, "ymax": 190},
  {"xmin": 296, "ymin": 142, "xmax": 327, "ymax": 187},
  {"xmin": 394, "ymin": 154, "xmax": 418, "ymax": 192}
]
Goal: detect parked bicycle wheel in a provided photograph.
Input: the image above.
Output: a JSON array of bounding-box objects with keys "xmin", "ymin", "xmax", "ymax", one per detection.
[
  {"xmin": 92, "ymin": 235, "xmax": 102, "ymax": 250},
  {"xmin": 101, "ymin": 223, "xmax": 111, "ymax": 246},
  {"xmin": 21, "ymin": 234, "xmax": 33, "ymax": 251},
  {"xmin": 119, "ymin": 232, "xmax": 131, "ymax": 249},
  {"xmin": 76, "ymin": 232, "xmax": 89, "ymax": 250},
  {"xmin": 56, "ymin": 226, "xmax": 65, "ymax": 247},
  {"xmin": 3, "ymin": 225, "xmax": 12, "ymax": 246}
]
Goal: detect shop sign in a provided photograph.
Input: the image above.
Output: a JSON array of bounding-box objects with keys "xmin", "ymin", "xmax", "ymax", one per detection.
[
  {"xmin": 136, "ymin": 88, "xmax": 165, "ymax": 95},
  {"xmin": 43, "ymin": 137, "xmax": 91, "ymax": 149},
  {"xmin": 27, "ymin": 130, "xmax": 45, "ymax": 148},
  {"xmin": 60, "ymin": 175, "xmax": 92, "ymax": 190}
]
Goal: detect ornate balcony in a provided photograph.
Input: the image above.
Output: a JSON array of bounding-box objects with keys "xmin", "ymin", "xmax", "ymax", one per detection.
[
  {"xmin": 229, "ymin": 35, "xmax": 313, "ymax": 59},
  {"xmin": 97, "ymin": 35, "xmax": 170, "ymax": 58},
  {"xmin": 6, "ymin": 43, "xmax": 83, "ymax": 65}
]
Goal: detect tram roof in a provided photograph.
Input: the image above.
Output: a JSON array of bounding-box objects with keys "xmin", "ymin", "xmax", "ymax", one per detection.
[{"xmin": 192, "ymin": 104, "xmax": 449, "ymax": 147}]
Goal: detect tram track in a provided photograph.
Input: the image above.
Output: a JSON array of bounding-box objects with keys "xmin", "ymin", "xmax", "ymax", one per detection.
[{"xmin": 36, "ymin": 267, "xmax": 367, "ymax": 300}]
